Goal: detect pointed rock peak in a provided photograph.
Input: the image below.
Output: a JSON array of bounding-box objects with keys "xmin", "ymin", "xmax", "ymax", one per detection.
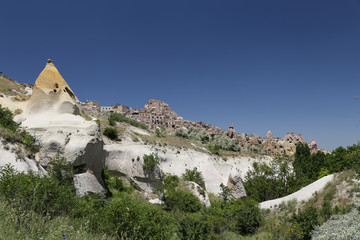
[
  {"xmin": 33, "ymin": 59, "xmax": 79, "ymax": 102},
  {"xmin": 309, "ymin": 139, "xmax": 317, "ymax": 145},
  {"xmin": 43, "ymin": 58, "xmax": 57, "ymax": 70},
  {"xmin": 35, "ymin": 59, "xmax": 69, "ymax": 89}
]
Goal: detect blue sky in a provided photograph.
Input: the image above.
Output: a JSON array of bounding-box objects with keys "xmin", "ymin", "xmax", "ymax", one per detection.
[{"xmin": 1, "ymin": 0, "xmax": 360, "ymax": 150}]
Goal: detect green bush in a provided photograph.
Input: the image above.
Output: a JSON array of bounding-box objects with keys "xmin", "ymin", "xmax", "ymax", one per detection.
[
  {"xmin": 103, "ymin": 127, "xmax": 118, "ymax": 140},
  {"xmin": 291, "ymin": 206, "xmax": 319, "ymax": 240},
  {"xmin": 0, "ymin": 165, "xmax": 76, "ymax": 217},
  {"xmin": 320, "ymin": 201, "xmax": 333, "ymax": 220},
  {"xmin": 219, "ymin": 183, "xmax": 232, "ymax": 202},
  {"xmin": 212, "ymin": 135, "xmax": 241, "ymax": 152},
  {"xmin": 155, "ymin": 128, "xmax": 164, "ymax": 137},
  {"xmin": 174, "ymin": 127, "xmax": 210, "ymax": 144},
  {"xmin": 205, "ymin": 198, "xmax": 263, "ymax": 236},
  {"xmin": 265, "ymin": 221, "xmax": 304, "ymax": 240},
  {"xmin": 229, "ymin": 199, "xmax": 262, "ymax": 235},
  {"xmin": 104, "ymin": 172, "xmax": 133, "ymax": 194},
  {"xmin": 208, "ymin": 144, "xmax": 220, "ymax": 155},
  {"xmin": 48, "ymin": 154, "xmax": 74, "ymax": 187},
  {"xmin": 182, "ymin": 167, "xmax": 205, "ymax": 189},
  {"xmin": 244, "ymin": 156, "xmax": 300, "ymax": 202},
  {"xmin": 91, "ymin": 193, "xmax": 178, "ymax": 240},
  {"xmin": 179, "ymin": 212, "xmax": 210, "ymax": 240},
  {"xmin": 164, "ymin": 175, "xmax": 180, "ymax": 191},
  {"xmin": 20, "ymin": 131, "xmax": 36, "ymax": 149},
  {"xmin": 108, "ymin": 112, "xmax": 148, "ymax": 130},
  {"xmin": 163, "ymin": 190, "xmax": 203, "ymax": 213},
  {"xmin": 174, "ymin": 127, "xmax": 188, "ymax": 138},
  {"xmin": 142, "ymin": 153, "xmax": 159, "ymax": 171},
  {"xmin": 0, "ymin": 105, "xmax": 19, "ymax": 132}
]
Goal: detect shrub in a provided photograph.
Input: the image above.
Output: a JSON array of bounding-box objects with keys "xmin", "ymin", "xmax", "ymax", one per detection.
[
  {"xmin": 229, "ymin": 198, "xmax": 262, "ymax": 235},
  {"xmin": 91, "ymin": 193, "xmax": 178, "ymax": 240},
  {"xmin": 164, "ymin": 175, "xmax": 180, "ymax": 191},
  {"xmin": 208, "ymin": 144, "xmax": 220, "ymax": 155},
  {"xmin": 163, "ymin": 190, "xmax": 203, "ymax": 213},
  {"xmin": 291, "ymin": 206, "xmax": 319, "ymax": 240},
  {"xmin": 312, "ymin": 204, "xmax": 360, "ymax": 240},
  {"xmin": 0, "ymin": 105, "xmax": 19, "ymax": 132},
  {"xmin": 103, "ymin": 169, "xmax": 133, "ymax": 194},
  {"xmin": 182, "ymin": 167, "xmax": 205, "ymax": 189},
  {"xmin": 212, "ymin": 135, "xmax": 241, "ymax": 152},
  {"xmin": 108, "ymin": 112, "xmax": 148, "ymax": 130},
  {"xmin": 48, "ymin": 154, "xmax": 74, "ymax": 187},
  {"xmin": 174, "ymin": 127, "xmax": 188, "ymax": 139},
  {"xmin": 205, "ymin": 198, "xmax": 263, "ymax": 236},
  {"xmin": 219, "ymin": 183, "xmax": 232, "ymax": 202},
  {"xmin": 174, "ymin": 127, "xmax": 210, "ymax": 144},
  {"xmin": 20, "ymin": 131, "xmax": 35, "ymax": 148},
  {"xmin": 155, "ymin": 128, "xmax": 163, "ymax": 137},
  {"xmin": 0, "ymin": 164, "xmax": 76, "ymax": 217},
  {"xmin": 179, "ymin": 212, "xmax": 210, "ymax": 240},
  {"xmin": 265, "ymin": 221, "xmax": 304, "ymax": 240},
  {"xmin": 320, "ymin": 201, "xmax": 333, "ymax": 220},
  {"xmin": 103, "ymin": 127, "xmax": 118, "ymax": 140},
  {"xmin": 143, "ymin": 153, "xmax": 159, "ymax": 171}
]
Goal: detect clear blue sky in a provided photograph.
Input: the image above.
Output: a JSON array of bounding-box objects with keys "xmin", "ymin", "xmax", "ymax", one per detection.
[{"xmin": 1, "ymin": 0, "xmax": 360, "ymax": 151}]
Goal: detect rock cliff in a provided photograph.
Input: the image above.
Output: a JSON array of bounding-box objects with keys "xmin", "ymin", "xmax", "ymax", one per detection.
[{"xmin": 1, "ymin": 60, "xmax": 106, "ymax": 196}]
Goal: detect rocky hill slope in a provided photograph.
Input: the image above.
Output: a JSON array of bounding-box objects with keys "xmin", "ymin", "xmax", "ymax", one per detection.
[{"xmin": 0, "ymin": 59, "xmax": 325, "ymax": 202}]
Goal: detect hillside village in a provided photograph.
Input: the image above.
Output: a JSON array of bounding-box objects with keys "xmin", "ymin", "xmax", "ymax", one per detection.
[{"xmin": 81, "ymin": 99, "xmax": 327, "ymax": 156}]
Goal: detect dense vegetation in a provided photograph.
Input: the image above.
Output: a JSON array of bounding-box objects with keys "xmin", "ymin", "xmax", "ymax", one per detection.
[
  {"xmin": 174, "ymin": 127, "xmax": 241, "ymax": 152},
  {"xmin": 1, "ymin": 104, "xmax": 360, "ymax": 239},
  {"xmin": 0, "ymin": 161, "xmax": 263, "ymax": 239},
  {"xmin": 244, "ymin": 142, "xmax": 360, "ymax": 203},
  {"xmin": 108, "ymin": 112, "xmax": 148, "ymax": 130},
  {"xmin": 0, "ymin": 105, "xmax": 36, "ymax": 153},
  {"xmin": 0, "ymin": 106, "xmax": 263, "ymax": 239}
]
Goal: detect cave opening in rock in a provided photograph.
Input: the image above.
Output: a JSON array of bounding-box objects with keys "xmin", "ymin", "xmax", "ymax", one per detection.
[{"xmin": 65, "ymin": 87, "xmax": 76, "ymax": 101}]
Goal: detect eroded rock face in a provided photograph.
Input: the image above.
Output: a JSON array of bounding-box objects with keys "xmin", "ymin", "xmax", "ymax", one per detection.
[
  {"xmin": 308, "ymin": 139, "xmax": 319, "ymax": 154},
  {"xmin": 104, "ymin": 144, "xmax": 162, "ymax": 193},
  {"xmin": 74, "ymin": 170, "xmax": 106, "ymax": 197},
  {"xmin": 104, "ymin": 140, "xmax": 270, "ymax": 195},
  {"xmin": 15, "ymin": 60, "xmax": 106, "ymax": 196},
  {"xmin": 0, "ymin": 139, "xmax": 46, "ymax": 174},
  {"xmin": 183, "ymin": 181, "xmax": 211, "ymax": 207},
  {"xmin": 227, "ymin": 167, "xmax": 246, "ymax": 199}
]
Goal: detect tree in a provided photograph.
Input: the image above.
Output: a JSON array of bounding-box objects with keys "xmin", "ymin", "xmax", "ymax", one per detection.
[
  {"xmin": 219, "ymin": 183, "xmax": 232, "ymax": 202},
  {"xmin": 182, "ymin": 167, "xmax": 205, "ymax": 189},
  {"xmin": 243, "ymin": 156, "xmax": 299, "ymax": 202},
  {"xmin": 293, "ymin": 143, "xmax": 311, "ymax": 179},
  {"xmin": 142, "ymin": 153, "xmax": 159, "ymax": 171}
]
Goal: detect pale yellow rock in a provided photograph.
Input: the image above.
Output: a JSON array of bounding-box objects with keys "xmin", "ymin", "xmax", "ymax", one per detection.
[
  {"xmin": 22, "ymin": 59, "xmax": 81, "ymax": 120},
  {"xmin": 34, "ymin": 59, "xmax": 78, "ymax": 102}
]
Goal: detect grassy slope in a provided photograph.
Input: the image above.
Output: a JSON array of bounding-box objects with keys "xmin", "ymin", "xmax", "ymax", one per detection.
[
  {"xmin": 0, "ymin": 201, "xmax": 113, "ymax": 240},
  {"xmin": 0, "ymin": 75, "xmax": 29, "ymax": 101}
]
